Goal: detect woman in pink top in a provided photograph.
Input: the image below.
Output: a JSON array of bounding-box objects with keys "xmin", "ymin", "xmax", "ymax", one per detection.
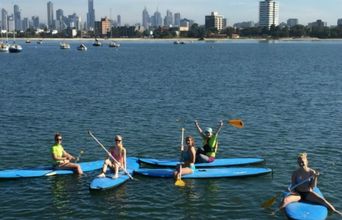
[{"xmin": 97, "ymin": 135, "xmax": 126, "ymax": 179}]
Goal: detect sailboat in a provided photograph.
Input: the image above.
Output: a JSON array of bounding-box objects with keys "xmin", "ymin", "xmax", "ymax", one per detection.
[
  {"xmin": 9, "ymin": 31, "xmax": 22, "ymax": 53},
  {"xmin": 0, "ymin": 31, "xmax": 9, "ymax": 52},
  {"xmin": 77, "ymin": 43, "xmax": 87, "ymax": 51},
  {"xmin": 60, "ymin": 40, "xmax": 70, "ymax": 49},
  {"xmin": 93, "ymin": 37, "xmax": 101, "ymax": 46},
  {"xmin": 77, "ymin": 30, "xmax": 87, "ymax": 51}
]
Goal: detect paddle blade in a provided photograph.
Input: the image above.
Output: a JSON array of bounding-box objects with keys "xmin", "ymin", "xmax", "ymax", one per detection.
[
  {"xmin": 228, "ymin": 119, "xmax": 244, "ymax": 128},
  {"xmin": 175, "ymin": 179, "xmax": 186, "ymax": 187},
  {"xmin": 261, "ymin": 193, "xmax": 280, "ymax": 208}
]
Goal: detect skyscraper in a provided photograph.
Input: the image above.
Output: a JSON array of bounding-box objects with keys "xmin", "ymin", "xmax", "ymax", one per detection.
[
  {"xmin": 14, "ymin": 5, "xmax": 22, "ymax": 31},
  {"xmin": 259, "ymin": 0, "xmax": 279, "ymax": 28},
  {"xmin": 117, "ymin": 15, "xmax": 121, "ymax": 26},
  {"xmin": 47, "ymin": 1, "xmax": 54, "ymax": 29},
  {"xmin": 87, "ymin": 0, "xmax": 95, "ymax": 30},
  {"xmin": 164, "ymin": 10, "xmax": 173, "ymax": 27},
  {"xmin": 174, "ymin": 13, "xmax": 181, "ymax": 27},
  {"xmin": 1, "ymin": 9, "xmax": 8, "ymax": 31},
  {"xmin": 142, "ymin": 7, "xmax": 150, "ymax": 30},
  {"xmin": 151, "ymin": 10, "xmax": 162, "ymax": 27}
]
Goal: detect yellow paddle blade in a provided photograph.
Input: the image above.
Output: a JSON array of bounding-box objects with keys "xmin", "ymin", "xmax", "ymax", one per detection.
[
  {"xmin": 175, "ymin": 179, "xmax": 186, "ymax": 187},
  {"xmin": 261, "ymin": 193, "xmax": 280, "ymax": 208},
  {"xmin": 228, "ymin": 119, "xmax": 244, "ymax": 128}
]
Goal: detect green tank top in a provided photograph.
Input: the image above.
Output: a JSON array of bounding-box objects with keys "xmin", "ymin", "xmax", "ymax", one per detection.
[
  {"xmin": 202, "ymin": 134, "xmax": 218, "ymax": 157},
  {"xmin": 51, "ymin": 143, "xmax": 64, "ymax": 163}
]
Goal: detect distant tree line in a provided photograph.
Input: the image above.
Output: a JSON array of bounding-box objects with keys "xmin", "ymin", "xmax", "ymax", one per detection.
[{"xmin": 12, "ymin": 23, "xmax": 342, "ymax": 39}]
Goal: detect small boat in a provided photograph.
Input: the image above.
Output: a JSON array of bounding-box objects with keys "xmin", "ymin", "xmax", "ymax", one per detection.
[
  {"xmin": 37, "ymin": 40, "xmax": 43, "ymax": 44},
  {"xmin": 0, "ymin": 160, "xmax": 104, "ymax": 178},
  {"xmin": 25, "ymin": 39, "xmax": 31, "ymax": 43},
  {"xmin": 77, "ymin": 43, "xmax": 87, "ymax": 51},
  {"xmin": 89, "ymin": 157, "xmax": 139, "ymax": 190},
  {"xmin": 135, "ymin": 167, "xmax": 272, "ymax": 178},
  {"xmin": 93, "ymin": 38, "xmax": 102, "ymax": 46},
  {"xmin": 139, "ymin": 157, "xmax": 265, "ymax": 168},
  {"xmin": 284, "ymin": 187, "xmax": 328, "ymax": 220},
  {"xmin": 60, "ymin": 42, "xmax": 70, "ymax": 49},
  {"xmin": 109, "ymin": 41, "xmax": 120, "ymax": 48},
  {"xmin": 9, "ymin": 44, "xmax": 23, "ymax": 53},
  {"xmin": 0, "ymin": 42, "xmax": 9, "ymax": 52}
]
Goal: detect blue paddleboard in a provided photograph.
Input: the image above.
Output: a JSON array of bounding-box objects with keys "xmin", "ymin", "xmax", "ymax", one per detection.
[
  {"xmin": 89, "ymin": 157, "xmax": 140, "ymax": 190},
  {"xmin": 0, "ymin": 160, "xmax": 104, "ymax": 178},
  {"xmin": 134, "ymin": 167, "xmax": 272, "ymax": 178},
  {"xmin": 138, "ymin": 157, "xmax": 264, "ymax": 168},
  {"xmin": 284, "ymin": 187, "xmax": 328, "ymax": 220}
]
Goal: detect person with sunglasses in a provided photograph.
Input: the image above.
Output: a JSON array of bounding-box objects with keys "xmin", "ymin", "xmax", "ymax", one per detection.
[
  {"xmin": 51, "ymin": 133, "xmax": 83, "ymax": 174},
  {"xmin": 97, "ymin": 135, "xmax": 126, "ymax": 179},
  {"xmin": 194, "ymin": 120, "xmax": 224, "ymax": 163}
]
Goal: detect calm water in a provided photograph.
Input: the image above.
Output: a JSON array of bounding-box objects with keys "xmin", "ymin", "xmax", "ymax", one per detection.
[{"xmin": 0, "ymin": 39, "xmax": 342, "ymax": 219}]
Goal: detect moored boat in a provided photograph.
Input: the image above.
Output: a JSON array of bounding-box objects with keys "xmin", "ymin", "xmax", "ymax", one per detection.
[
  {"xmin": 9, "ymin": 44, "xmax": 23, "ymax": 53},
  {"xmin": 77, "ymin": 43, "xmax": 87, "ymax": 51},
  {"xmin": 0, "ymin": 42, "xmax": 9, "ymax": 52},
  {"xmin": 60, "ymin": 42, "xmax": 71, "ymax": 49},
  {"xmin": 109, "ymin": 41, "xmax": 120, "ymax": 48}
]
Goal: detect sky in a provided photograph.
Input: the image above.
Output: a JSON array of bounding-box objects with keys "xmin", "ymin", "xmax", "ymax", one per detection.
[{"xmin": 1, "ymin": 0, "xmax": 342, "ymax": 26}]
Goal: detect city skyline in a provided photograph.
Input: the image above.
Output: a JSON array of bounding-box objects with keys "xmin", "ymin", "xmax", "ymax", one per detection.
[{"xmin": 1, "ymin": 0, "xmax": 342, "ymax": 26}]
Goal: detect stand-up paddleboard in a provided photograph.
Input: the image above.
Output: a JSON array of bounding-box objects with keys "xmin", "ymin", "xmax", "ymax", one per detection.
[
  {"xmin": 0, "ymin": 160, "xmax": 104, "ymax": 178},
  {"xmin": 89, "ymin": 157, "xmax": 139, "ymax": 190},
  {"xmin": 284, "ymin": 187, "xmax": 328, "ymax": 220},
  {"xmin": 139, "ymin": 157, "xmax": 265, "ymax": 168},
  {"xmin": 135, "ymin": 167, "xmax": 272, "ymax": 178}
]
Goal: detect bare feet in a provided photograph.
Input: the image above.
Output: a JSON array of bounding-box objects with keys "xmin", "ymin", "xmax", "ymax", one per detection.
[{"xmin": 97, "ymin": 173, "xmax": 106, "ymax": 178}]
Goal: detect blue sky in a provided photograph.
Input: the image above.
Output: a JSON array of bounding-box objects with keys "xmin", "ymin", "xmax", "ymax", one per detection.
[{"xmin": 1, "ymin": 0, "xmax": 342, "ymax": 26}]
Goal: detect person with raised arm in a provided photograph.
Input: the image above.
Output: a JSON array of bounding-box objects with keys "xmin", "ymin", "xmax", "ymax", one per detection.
[{"xmin": 194, "ymin": 120, "xmax": 223, "ymax": 163}]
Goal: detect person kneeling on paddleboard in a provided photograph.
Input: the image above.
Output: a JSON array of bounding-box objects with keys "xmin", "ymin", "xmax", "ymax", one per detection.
[
  {"xmin": 174, "ymin": 136, "xmax": 196, "ymax": 180},
  {"xmin": 97, "ymin": 135, "xmax": 126, "ymax": 179},
  {"xmin": 194, "ymin": 120, "xmax": 223, "ymax": 163},
  {"xmin": 51, "ymin": 133, "xmax": 83, "ymax": 175}
]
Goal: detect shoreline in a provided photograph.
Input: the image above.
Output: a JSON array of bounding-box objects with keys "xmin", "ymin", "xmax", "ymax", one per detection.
[{"xmin": 9, "ymin": 37, "xmax": 342, "ymax": 42}]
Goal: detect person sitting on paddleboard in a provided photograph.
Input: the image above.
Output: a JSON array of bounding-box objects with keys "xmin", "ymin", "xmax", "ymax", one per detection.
[
  {"xmin": 97, "ymin": 135, "xmax": 126, "ymax": 179},
  {"xmin": 279, "ymin": 152, "xmax": 339, "ymax": 214},
  {"xmin": 51, "ymin": 133, "xmax": 83, "ymax": 174},
  {"xmin": 194, "ymin": 120, "xmax": 223, "ymax": 163},
  {"xmin": 174, "ymin": 136, "xmax": 196, "ymax": 180}
]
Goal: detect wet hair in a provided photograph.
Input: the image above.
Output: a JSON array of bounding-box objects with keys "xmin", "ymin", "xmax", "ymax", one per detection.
[
  {"xmin": 54, "ymin": 133, "xmax": 62, "ymax": 141},
  {"xmin": 298, "ymin": 152, "xmax": 307, "ymax": 159},
  {"xmin": 185, "ymin": 136, "xmax": 195, "ymax": 146}
]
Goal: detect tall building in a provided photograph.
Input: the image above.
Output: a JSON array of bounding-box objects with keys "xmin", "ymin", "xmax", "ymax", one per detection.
[
  {"xmin": 1, "ymin": 9, "xmax": 8, "ymax": 31},
  {"xmin": 7, "ymin": 15, "xmax": 14, "ymax": 32},
  {"xmin": 142, "ymin": 7, "xmax": 150, "ymax": 29},
  {"xmin": 32, "ymin": 16, "xmax": 40, "ymax": 29},
  {"xmin": 117, "ymin": 15, "xmax": 121, "ymax": 26},
  {"xmin": 22, "ymin": 17, "xmax": 29, "ymax": 31},
  {"xmin": 338, "ymin": 19, "xmax": 342, "ymax": 26},
  {"xmin": 87, "ymin": 0, "xmax": 95, "ymax": 30},
  {"xmin": 14, "ymin": 4, "xmax": 22, "ymax": 31},
  {"xmin": 151, "ymin": 10, "xmax": 162, "ymax": 27},
  {"xmin": 164, "ymin": 10, "xmax": 173, "ymax": 27},
  {"xmin": 47, "ymin": 1, "xmax": 54, "ymax": 29},
  {"xmin": 174, "ymin": 13, "xmax": 181, "ymax": 27},
  {"xmin": 259, "ymin": 0, "xmax": 279, "ymax": 28},
  {"xmin": 205, "ymin": 12, "xmax": 224, "ymax": 31}
]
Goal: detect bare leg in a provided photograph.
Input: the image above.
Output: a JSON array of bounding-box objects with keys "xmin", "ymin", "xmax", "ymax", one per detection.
[
  {"xmin": 58, "ymin": 162, "xmax": 83, "ymax": 175},
  {"xmin": 306, "ymin": 191, "xmax": 337, "ymax": 212}
]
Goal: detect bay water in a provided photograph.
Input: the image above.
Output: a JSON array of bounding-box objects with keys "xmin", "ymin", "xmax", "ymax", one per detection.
[{"xmin": 0, "ymin": 39, "xmax": 341, "ymax": 219}]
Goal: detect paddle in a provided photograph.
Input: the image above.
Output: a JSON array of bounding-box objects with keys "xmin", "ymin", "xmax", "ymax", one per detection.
[
  {"xmin": 261, "ymin": 175, "xmax": 314, "ymax": 208},
  {"xmin": 88, "ymin": 130, "xmax": 134, "ymax": 180},
  {"xmin": 227, "ymin": 119, "xmax": 244, "ymax": 128},
  {"xmin": 175, "ymin": 128, "xmax": 186, "ymax": 187},
  {"xmin": 75, "ymin": 150, "xmax": 84, "ymax": 162}
]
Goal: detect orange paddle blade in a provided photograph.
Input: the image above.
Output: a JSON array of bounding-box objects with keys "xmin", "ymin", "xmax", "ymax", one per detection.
[
  {"xmin": 261, "ymin": 193, "xmax": 280, "ymax": 208},
  {"xmin": 175, "ymin": 179, "xmax": 186, "ymax": 187},
  {"xmin": 228, "ymin": 119, "xmax": 244, "ymax": 128}
]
